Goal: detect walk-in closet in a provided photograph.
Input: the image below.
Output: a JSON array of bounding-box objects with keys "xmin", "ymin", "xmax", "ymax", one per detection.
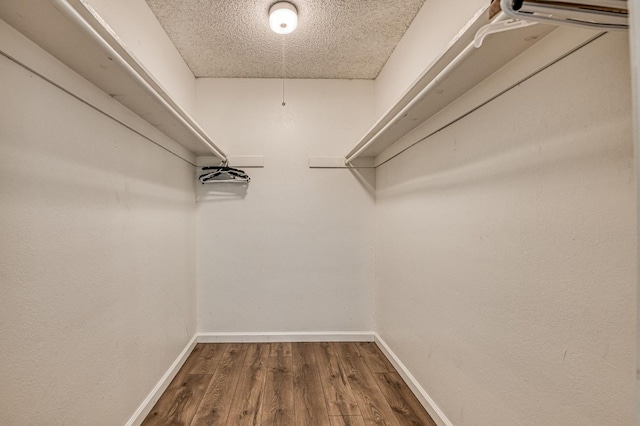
[{"xmin": 1, "ymin": 0, "xmax": 638, "ymax": 424}]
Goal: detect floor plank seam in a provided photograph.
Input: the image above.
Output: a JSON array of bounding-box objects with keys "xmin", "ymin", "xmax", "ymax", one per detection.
[{"xmin": 143, "ymin": 342, "xmax": 436, "ymax": 426}]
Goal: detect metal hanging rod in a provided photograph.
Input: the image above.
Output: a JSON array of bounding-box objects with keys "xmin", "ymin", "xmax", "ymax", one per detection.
[{"xmin": 500, "ymin": 0, "xmax": 628, "ymax": 30}]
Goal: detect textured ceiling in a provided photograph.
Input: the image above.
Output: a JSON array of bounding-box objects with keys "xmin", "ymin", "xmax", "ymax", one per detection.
[{"xmin": 145, "ymin": 0, "xmax": 426, "ymax": 79}]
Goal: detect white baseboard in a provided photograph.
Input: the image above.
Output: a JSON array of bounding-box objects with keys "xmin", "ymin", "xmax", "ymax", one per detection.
[
  {"xmin": 125, "ymin": 335, "xmax": 198, "ymax": 426},
  {"xmin": 374, "ymin": 333, "xmax": 453, "ymax": 426},
  {"xmin": 197, "ymin": 331, "xmax": 375, "ymax": 343}
]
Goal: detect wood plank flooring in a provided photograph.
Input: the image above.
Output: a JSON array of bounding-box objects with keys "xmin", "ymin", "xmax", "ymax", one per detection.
[{"xmin": 142, "ymin": 342, "xmax": 436, "ymax": 426}]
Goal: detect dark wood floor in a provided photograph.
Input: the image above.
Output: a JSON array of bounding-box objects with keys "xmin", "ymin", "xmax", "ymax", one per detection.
[{"xmin": 142, "ymin": 342, "xmax": 436, "ymax": 426}]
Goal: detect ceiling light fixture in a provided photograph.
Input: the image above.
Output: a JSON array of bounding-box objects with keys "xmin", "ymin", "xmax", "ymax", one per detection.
[{"xmin": 269, "ymin": 2, "xmax": 298, "ymax": 34}]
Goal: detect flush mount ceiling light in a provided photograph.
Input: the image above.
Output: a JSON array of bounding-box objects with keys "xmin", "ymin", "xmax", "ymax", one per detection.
[{"xmin": 269, "ymin": 2, "xmax": 298, "ymax": 34}]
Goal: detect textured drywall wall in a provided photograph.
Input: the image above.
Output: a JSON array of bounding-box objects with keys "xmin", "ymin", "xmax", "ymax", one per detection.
[
  {"xmin": 375, "ymin": 32, "xmax": 635, "ymax": 426},
  {"xmin": 374, "ymin": 0, "xmax": 487, "ymax": 116},
  {"xmin": 145, "ymin": 0, "xmax": 425, "ymax": 79},
  {"xmin": 87, "ymin": 0, "xmax": 197, "ymax": 115},
  {"xmin": 0, "ymin": 32, "xmax": 196, "ymax": 424},
  {"xmin": 195, "ymin": 78, "xmax": 376, "ymax": 333},
  {"xmin": 629, "ymin": 1, "xmax": 640, "ymax": 408}
]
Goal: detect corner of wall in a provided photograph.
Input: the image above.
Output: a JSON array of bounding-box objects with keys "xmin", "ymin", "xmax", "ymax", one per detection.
[
  {"xmin": 86, "ymin": 0, "xmax": 197, "ymax": 115},
  {"xmin": 373, "ymin": 0, "xmax": 487, "ymax": 117}
]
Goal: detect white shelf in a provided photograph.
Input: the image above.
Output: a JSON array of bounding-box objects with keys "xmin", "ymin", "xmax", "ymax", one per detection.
[
  {"xmin": 345, "ymin": 8, "xmax": 561, "ymax": 163},
  {"xmin": 0, "ymin": 0, "xmax": 227, "ymax": 159}
]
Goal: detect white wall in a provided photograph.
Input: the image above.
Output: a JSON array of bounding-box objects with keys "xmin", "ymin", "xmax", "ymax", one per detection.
[
  {"xmin": 88, "ymin": 0, "xmax": 197, "ymax": 116},
  {"xmin": 374, "ymin": 0, "xmax": 487, "ymax": 116},
  {"xmin": 195, "ymin": 78, "xmax": 376, "ymax": 333},
  {"xmin": 628, "ymin": 0, "xmax": 640, "ymax": 420},
  {"xmin": 375, "ymin": 32, "xmax": 636, "ymax": 426},
  {"xmin": 0, "ymin": 27, "xmax": 196, "ymax": 425}
]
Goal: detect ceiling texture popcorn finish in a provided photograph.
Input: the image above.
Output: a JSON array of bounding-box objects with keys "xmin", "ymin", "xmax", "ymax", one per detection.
[{"xmin": 144, "ymin": 0, "xmax": 426, "ymax": 79}]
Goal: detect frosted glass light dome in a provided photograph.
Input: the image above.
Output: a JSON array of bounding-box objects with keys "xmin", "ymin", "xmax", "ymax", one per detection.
[{"xmin": 269, "ymin": 2, "xmax": 298, "ymax": 34}]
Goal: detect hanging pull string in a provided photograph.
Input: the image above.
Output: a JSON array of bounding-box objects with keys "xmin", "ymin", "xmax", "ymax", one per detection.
[{"xmin": 281, "ymin": 35, "xmax": 286, "ymax": 107}]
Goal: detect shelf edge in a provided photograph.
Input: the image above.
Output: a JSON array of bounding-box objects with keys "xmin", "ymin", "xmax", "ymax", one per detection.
[
  {"xmin": 345, "ymin": 5, "xmax": 492, "ymax": 162},
  {"xmin": 51, "ymin": 0, "xmax": 229, "ymax": 160}
]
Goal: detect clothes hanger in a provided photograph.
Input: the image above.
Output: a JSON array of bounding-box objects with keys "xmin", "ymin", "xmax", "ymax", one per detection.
[{"xmin": 198, "ymin": 160, "xmax": 251, "ymax": 184}]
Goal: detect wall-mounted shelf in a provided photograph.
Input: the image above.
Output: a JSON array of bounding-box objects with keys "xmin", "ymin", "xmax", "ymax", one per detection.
[
  {"xmin": 0, "ymin": 0, "xmax": 227, "ymax": 160},
  {"xmin": 345, "ymin": 7, "xmax": 562, "ymax": 164}
]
